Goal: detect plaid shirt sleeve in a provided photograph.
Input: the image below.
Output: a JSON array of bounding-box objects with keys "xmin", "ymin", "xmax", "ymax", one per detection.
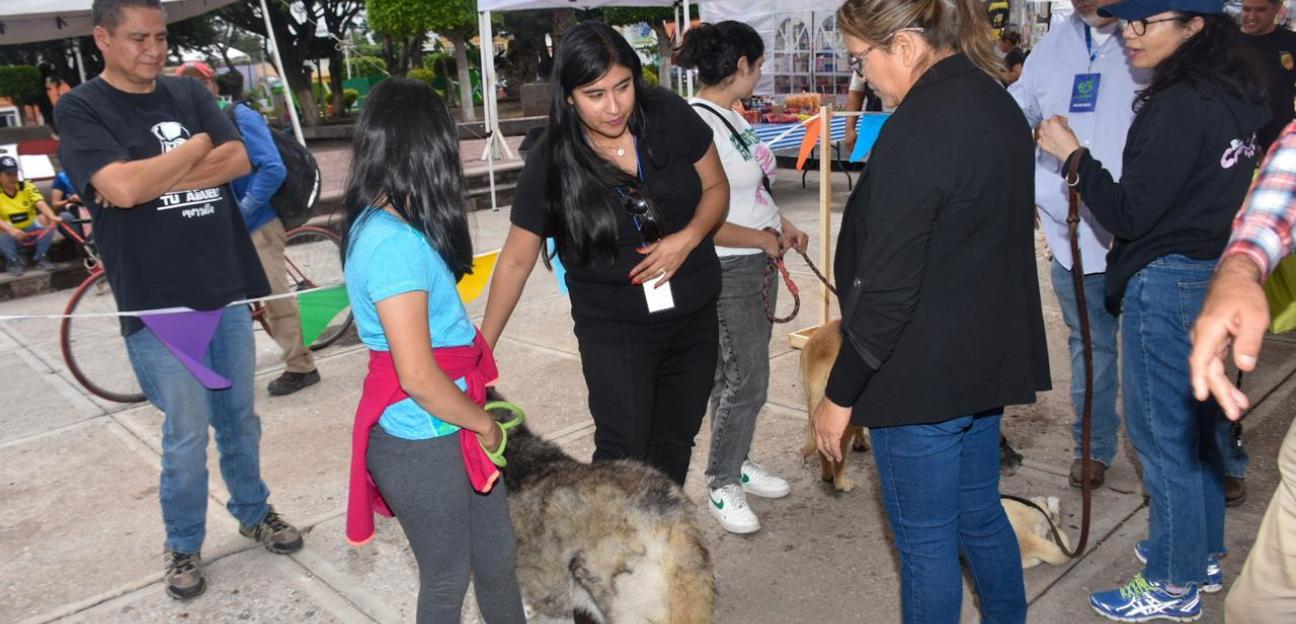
[{"xmin": 1226, "ymin": 122, "xmax": 1296, "ymax": 277}]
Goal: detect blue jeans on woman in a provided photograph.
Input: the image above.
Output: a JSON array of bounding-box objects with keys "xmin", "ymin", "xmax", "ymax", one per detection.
[
  {"xmin": 0, "ymin": 220, "xmax": 54, "ymax": 266},
  {"xmin": 871, "ymin": 409, "xmax": 1026, "ymax": 624},
  {"xmin": 124, "ymin": 306, "xmax": 271, "ymax": 554},
  {"xmin": 1122, "ymin": 255, "xmax": 1226, "ymax": 586}
]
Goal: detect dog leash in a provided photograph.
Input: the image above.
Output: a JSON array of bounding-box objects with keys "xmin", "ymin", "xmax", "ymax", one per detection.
[
  {"xmin": 1000, "ymin": 493, "xmax": 1076, "ymax": 556},
  {"xmin": 762, "ymin": 227, "xmax": 837, "ymax": 324},
  {"xmin": 480, "ymin": 401, "xmax": 526, "ymax": 467},
  {"xmin": 1062, "ymin": 154, "xmax": 1095, "ymax": 559}
]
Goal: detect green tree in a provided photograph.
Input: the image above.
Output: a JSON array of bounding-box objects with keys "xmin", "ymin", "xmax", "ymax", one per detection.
[
  {"xmin": 604, "ymin": 8, "xmax": 676, "ymax": 91},
  {"xmin": 368, "ymin": 0, "xmax": 486, "ymax": 121},
  {"xmin": 222, "ymin": 0, "xmax": 365, "ymax": 124},
  {"xmin": 0, "ymin": 66, "xmax": 44, "ymax": 125}
]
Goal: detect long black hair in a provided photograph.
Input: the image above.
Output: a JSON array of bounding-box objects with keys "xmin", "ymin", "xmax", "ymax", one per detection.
[
  {"xmin": 340, "ymin": 77, "xmax": 473, "ymax": 280},
  {"xmin": 1136, "ymin": 13, "xmax": 1268, "ymax": 111},
  {"xmin": 675, "ymin": 21, "xmax": 766, "ymax": 86},
  {"xmin": 543, "ymin": 21, "xmax": 653, "ymax": 268}
]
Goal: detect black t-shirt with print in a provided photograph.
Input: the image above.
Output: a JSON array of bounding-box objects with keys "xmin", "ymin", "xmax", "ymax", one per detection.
[
  {"xmin": 1241, "ymin": 28, "xmax": 1296, "ymax": 150},
  {"xmin": 511, "ymin": 87, "xmax": 720, "ymax": 337},
  {"xmin": 55, "ymin": 76, "xmax": 269, "ymax": 333}
]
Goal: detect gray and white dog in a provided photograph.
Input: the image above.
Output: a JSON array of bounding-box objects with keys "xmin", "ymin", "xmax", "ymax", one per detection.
[{"xmin": 490, "ymin": 402, "xmax": 716, "ymax": 624}]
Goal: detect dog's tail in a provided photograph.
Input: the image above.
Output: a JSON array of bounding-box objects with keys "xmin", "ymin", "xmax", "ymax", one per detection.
[{"xmin": 661, "ymin": 521, "xmax": 716, "ymax": 624}]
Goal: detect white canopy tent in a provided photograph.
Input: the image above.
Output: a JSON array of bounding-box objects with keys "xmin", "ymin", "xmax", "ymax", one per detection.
[{"xmin": 0, "ymin": 0, "xmax": 305, "ymax": 145}]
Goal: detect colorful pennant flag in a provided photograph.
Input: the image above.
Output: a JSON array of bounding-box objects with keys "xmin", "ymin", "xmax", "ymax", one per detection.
[
  {"xmin": 796, "ymin": 116, "xmax": 822, "ymax": 172},
  {"xmin": 298, "ymin": 285, "xmax": 351, "ymax": 348},
  {"xmin": 140, "ymin": 309, "xmax": 231, "ymax": 389},
  {"xmin": 849, "ymin": 113, "xmax": 892, "ymax": 162},
  {"xmin": 456, "ymin": 250, "xmax": 500, "ymax": 303}
]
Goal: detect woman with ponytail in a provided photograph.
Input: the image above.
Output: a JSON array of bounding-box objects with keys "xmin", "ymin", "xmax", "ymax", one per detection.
[
  {"xmin": 1037, "ymin": 0, "xmax": 1267, "ymax": 619},
  {"xmin": 482, "ymin": 22, "xmax": 729, "ymax": 486},
  {"xmin": 676, "ymin": 21, "xmax": 808, "ymax": 535},
  {"xmin": 811, "ymin": 0, "xmax": 1050, "ymax": 621}
]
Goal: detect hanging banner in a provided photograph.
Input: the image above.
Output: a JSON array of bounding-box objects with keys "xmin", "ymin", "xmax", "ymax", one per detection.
[
  {"xmin": 796, "ymin": 116, "xmax": 822, "ymax": 171},
  {"xmin": 140, "ymin": 308, "xmax": 231, "ymax": 389},
  {"xmin": 849, "ymin": 113, "xmax": 891, "ymax": 162},
  {"xmin": 457, "ymin": 250, "xmax": 500, "ymax": 303},
  {"xmin": 298, "ymin": 285, "xmax": 351, "ymax": 348}
]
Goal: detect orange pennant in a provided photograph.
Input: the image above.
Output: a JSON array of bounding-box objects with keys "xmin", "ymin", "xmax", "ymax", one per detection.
[{"xmin": 796, "ymin": 117, "xmax": 822, "ymax": 171}]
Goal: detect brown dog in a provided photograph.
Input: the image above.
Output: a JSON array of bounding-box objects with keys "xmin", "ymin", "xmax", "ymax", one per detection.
[{"xmin": 799, "ymin": 320, "xmax": 870, "ymax": 491}]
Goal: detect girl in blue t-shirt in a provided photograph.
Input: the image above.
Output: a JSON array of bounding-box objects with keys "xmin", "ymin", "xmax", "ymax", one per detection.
[{"xmin": 340, "ymin": 78, "xmax": 525, "ymax": 624}]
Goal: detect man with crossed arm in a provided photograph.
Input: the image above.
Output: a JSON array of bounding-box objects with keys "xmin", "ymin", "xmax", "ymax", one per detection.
[{"xmin": 54, "ymin": 0, "xmax": 302, "ymax": 601}]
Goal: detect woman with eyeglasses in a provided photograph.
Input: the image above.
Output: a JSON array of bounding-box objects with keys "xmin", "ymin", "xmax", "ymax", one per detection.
[
  {"xmin": 810, "ymin": 0, "xmax": 1050, "ymax": 621},
  {"xmin": 673, "ymin": 21, "xmax": 809, "ymax": 535},
  {"xmin": 482, "ymin": 22, "xmax": 729, "ymax": 486},
  {"xmin": 1036, "ymin": 0, "xmax": 1267, "ymax": 620}
]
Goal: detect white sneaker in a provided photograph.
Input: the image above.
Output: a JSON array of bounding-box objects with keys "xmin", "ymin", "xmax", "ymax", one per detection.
[
  {"xmin": 741, "ymin": 460, "xmax": 791, "ymax": 498},
  {"xmin": 707, "ymin": 484, "xmax": 760, "ymax": 534}
]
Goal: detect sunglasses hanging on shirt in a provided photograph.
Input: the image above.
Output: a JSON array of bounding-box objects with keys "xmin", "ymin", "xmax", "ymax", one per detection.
[{"xmin": 617, "ymin": 186, "xmax": 662, "ymax": 246}]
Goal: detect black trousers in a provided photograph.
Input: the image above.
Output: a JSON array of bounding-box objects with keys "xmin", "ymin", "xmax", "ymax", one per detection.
[{"xmin": 576, "ymin": 301, "xmax": 719, "ymax": 485}]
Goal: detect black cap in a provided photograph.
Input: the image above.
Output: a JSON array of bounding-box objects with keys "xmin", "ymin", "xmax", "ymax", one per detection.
[{"xmin": 0, "ymin": 156, "xmax": 17, "ymax": 173}]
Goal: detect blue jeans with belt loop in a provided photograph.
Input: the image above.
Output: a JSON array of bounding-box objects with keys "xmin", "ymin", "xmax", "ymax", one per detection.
[
  {"xmin": 1121, "ymin": 255, "xmax": 1226, "ymax": 586},
  {"xmin": 870, "ymin": 409, "xmax": 1026, "ymax": 624}
]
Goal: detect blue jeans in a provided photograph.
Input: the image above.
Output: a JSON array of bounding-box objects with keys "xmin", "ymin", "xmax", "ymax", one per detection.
[
  {"xmin": 1122, "ymin": 255, "xmax": 1225, "ymax": 586},
  {"xmin": 871, "ymin": 410, "xmax": 1026, "ymax": 624},
  {"xmin": 124, "ymin": 306, "xmax": 270, "ymax": 554},
  {"xmin": 0, "ymin": 220, "xmax": 54, "ymax": 264},
  {"xmin": 1049, "ymin": 261, "xmax": 1121, "ymax": 465}
]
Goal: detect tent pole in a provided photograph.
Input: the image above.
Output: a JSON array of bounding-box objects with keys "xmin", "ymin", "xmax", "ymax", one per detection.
[
  {"xmin": 683, "ymin": 0, "xmax": 693, "ymax": 97},
  {"xmin": 73, "ymin": 40, "xmax": 87, "ymax": 83},
  {"xmin": 479, "ymin": 10, "xmax": 501, "ymax": 212},
  {"xmin": 819, "ymin": 105, "xmax": 832, "ymax": 324},
  {"xmin": 259, "ymin": 0, "xmax": 305, "ymax": 146},
  {"xmin": 674, "ymin": 4, "xmax": 682, "ymax": 92}
]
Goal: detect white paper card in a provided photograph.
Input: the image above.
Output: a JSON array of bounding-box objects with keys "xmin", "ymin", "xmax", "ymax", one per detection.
[{"xmin": 643, "ymin": 275, "xmax": 676, "ymax": 313}]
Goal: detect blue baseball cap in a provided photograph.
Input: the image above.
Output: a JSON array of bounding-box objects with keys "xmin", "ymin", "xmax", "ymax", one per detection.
[{"xmin": 1099, "ymin": 0, "xmax": 1225, "ymax": 20}]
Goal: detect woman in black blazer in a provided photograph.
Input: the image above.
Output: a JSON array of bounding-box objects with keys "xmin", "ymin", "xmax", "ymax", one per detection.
[{"xmin": 814, "ymin": 1, "xmax": 1051, "ymax": 622}]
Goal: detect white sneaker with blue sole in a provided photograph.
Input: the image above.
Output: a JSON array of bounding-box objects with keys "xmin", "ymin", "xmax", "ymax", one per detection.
[
  {"xmin": 1134, "ymin": 540, "xmax": 1223, "ymax": 593},
  {"xmin": 1090, "ymin": 573, "xmax": 1201, "ymax": 622}
]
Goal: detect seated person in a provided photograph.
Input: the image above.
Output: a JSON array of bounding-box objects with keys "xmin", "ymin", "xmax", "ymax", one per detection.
[
  {"xmin": 0, "ymin": 156, "xmax": 63, "ymax": 275},
  {"xmin": 50, "ymin": 170, "xmax": 92, "ymax": 240}
]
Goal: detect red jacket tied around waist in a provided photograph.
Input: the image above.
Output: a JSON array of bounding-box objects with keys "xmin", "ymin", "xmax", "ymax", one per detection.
[{"xmin": 346, "ymin": 331, "xmax": 500, "ymax": 546}]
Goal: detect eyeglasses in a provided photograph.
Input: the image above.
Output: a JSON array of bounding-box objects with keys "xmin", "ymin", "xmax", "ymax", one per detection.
[
  {"xmin": 618, "ymin": 187, "xmax": 661, "ymax": 245},
  {"xmin": 1120, "ymin": 16, "xmax": 1187, "ymax": 36},
  {"xmin": 848, "ymin": 27, "xmax": 925, "ymax": 77}
]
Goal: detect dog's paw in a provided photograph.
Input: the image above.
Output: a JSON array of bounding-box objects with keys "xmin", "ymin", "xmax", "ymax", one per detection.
[
  {"xmin": 834, "ymin": 477, "xmax": 855, "ymax": 492},
  {"xmin": 851, "ymin": 437, "xmax": 870, "ymax": 453}
]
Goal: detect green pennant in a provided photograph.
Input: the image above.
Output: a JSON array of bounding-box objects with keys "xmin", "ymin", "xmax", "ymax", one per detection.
[{"xmin": 298, "ymin": 285, "xmax": 351, "ymax": 347}]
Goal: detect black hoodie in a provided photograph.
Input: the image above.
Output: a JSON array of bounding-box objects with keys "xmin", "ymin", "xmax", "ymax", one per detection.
[{"xmin": 1069, "ymin": 77, "xmax": 1269, "ymax": 313}]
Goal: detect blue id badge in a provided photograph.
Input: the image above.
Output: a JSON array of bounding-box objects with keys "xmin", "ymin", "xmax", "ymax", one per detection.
[{"xmin": 1069, "ymin": 73, "xmax": 1101, "ymax": 113}]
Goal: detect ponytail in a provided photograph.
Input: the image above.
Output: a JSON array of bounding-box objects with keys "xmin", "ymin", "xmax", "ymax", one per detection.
[{"xmin": 837, "ymin": 0, "xmax": 1004, "ymax": 81}]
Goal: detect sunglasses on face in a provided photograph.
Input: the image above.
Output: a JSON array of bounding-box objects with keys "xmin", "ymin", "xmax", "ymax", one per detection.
[{"xmin": 618, "ymin": 186, "xmax": 661, "ymax": 246}]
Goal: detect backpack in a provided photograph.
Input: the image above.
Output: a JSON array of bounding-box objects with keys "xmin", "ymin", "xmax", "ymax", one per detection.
[{"xmin": 225, "ymin": 102, "xmax": 321, "ymax": 229}]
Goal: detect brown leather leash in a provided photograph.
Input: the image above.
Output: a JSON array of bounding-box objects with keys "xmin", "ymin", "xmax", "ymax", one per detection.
[
  {"xmin": 762, "ymin": 227, "xmax": 837, "ymax": 324},
  {"xmin": 1061, "ymin": 154, "xmax": 1095, "ymax": 559}
]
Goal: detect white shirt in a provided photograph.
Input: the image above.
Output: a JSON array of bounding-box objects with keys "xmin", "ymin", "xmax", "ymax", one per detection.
[
  {"xmin": 688, "ymin": 98, "xmax": 782, "ymax": 257},
  {"xmin": 1009, "ymin": 16, "xmax": 1152, "ymax": 273}
]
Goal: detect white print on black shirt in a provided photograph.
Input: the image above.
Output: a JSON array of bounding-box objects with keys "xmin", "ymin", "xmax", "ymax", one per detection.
[
  {"xmin": 158, "ymin": 187, "xmax": 222, "ymax": 218},
  {"xmin": 151, "ymin": 121, "xmax": 191, "ymax": 153},
  {"xmin": 1221, "ymin": 134, "xmax": 1260, "ymax": 169}
]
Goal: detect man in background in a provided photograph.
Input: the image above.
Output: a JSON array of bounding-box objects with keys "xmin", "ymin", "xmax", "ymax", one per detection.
[
  {"xmin": 1240, "ymin": 0, "xmax": 1296, "ymax": 152},
  {"xmin": 177, "ymin": 62, "xmax": 321, "ymax": 397}
]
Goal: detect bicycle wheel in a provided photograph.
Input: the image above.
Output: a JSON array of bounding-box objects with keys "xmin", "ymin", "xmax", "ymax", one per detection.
[
  {"xmin": 283, "ymin": 225, "xmax": 353, "ymax": 350},
  {"xmin": 60, "ymin": 272, "xmax": 146, "ymax": 404}
]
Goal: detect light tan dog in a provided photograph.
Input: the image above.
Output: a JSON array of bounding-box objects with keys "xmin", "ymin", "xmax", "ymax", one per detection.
[
  {"xmin": 1002, "ymin": 495, "xmax": 1072, "ymax": 568},
  {"xmin": 799, "ymin": 320, "xmax": 870, "ymax": 491}
]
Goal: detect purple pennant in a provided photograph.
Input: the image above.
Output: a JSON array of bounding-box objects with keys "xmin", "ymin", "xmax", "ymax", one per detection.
[{"xmin": 140, "ymin": 309, "xmax": 232, "ymax": 390}]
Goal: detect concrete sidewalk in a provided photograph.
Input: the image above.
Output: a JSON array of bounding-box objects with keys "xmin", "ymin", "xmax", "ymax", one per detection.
[{"xmin": 1, "ymin": 172, "xmax": 1292, "ymax": 624}]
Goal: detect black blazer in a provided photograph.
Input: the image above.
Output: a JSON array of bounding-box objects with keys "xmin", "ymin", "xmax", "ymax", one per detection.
[{"xmin": 825, "ymin": 54, "xmax": 1051, "ymax": 428}]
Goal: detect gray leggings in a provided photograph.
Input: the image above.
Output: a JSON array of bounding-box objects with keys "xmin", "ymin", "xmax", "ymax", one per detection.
[{"xmin": 367, "ymin": 426, "xmax": 526, "ymax": 624}]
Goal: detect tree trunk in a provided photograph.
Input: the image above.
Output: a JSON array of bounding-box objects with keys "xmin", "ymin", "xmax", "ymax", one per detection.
[
  {"xmin": 329, "ymin": 48, "xmax": 346, "ymax": 119},
  {"xmin": 651, "ymin": 23, "xmax": 673, "ymax": 90},
  {"xmin": 450, "ymin": 34, "xmax": 476, "ymax": 122}
]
